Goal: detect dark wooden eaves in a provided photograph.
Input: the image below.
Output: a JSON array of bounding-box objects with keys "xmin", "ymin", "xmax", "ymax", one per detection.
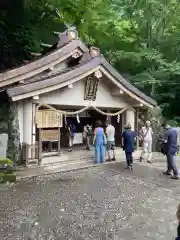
[{"xmin": 7, "ymin": 56, "xmax": 157, "ymax": 106}]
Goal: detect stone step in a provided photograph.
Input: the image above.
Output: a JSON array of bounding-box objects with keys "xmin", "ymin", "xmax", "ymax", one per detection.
[{"xmin": 16, "ymin": 159, "xmax": 123, "ymax": 180}]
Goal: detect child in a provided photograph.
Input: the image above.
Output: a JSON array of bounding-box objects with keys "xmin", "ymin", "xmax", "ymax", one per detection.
[{"xmin": 176, "ymin": 204, "xmax": 180, "ymax": 240}]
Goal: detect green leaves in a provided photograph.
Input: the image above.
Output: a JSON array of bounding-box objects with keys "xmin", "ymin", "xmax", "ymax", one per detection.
[{"xmin": 1, "ymin": 0, "xmax": 180, "ymax": 120}]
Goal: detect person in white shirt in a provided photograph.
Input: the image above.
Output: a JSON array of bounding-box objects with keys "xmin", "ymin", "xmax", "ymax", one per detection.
[
  {"xmin": 106, "ymin": 122, "xmax": 116, "ymax": 161},
  {"xmin": 139, "ymin": 120, "xmax": 153, "ymax": 163}
]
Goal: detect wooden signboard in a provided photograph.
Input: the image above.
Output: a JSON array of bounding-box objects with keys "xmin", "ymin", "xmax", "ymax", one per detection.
[
  {"xmin": 36, "ymin": 110, "xmax": 63, "ymax": 128},
  {"xmin": 84, "ymin": 76, "xmax": 99, "ymax": 101},
  {"xmin": 40, "ymin": 129, "xmax": 59, "ymax": 141}
]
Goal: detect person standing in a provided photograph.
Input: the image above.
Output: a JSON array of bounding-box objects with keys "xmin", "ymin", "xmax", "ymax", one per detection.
[
  {"xmin": 93, "ymin": 120, "xmax": 107, "ymax": 164},
  {"xmin": 83, "ymin": 124, "xmax": 93, "ymax": 150},
  {"xmin": 106, "ymin": 121, "xmax": 116, "ymax": 161},
  {"xmin": 139, "ymin": 120, "xmax": 153, "ymax": 163},
  {"xmin": 122, "ymin": 123, "xmax": 136, "ymax": 169},
  {"xmin": 163, "ymin": 124, "xmax": 179, "ymax": 180},
  {"xmin": 176, "ymin": 204, "xmax": 180, "ymax": 240},
  {"xmin": 67, "ymin": 123, "xmax": 76, "ymax": 152}
]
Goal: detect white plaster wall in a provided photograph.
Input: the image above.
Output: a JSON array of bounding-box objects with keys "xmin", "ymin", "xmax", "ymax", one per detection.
[
  {"xmin": 23, "ymin": 100, "xmax": 33, "ymax": 145},
  {"xmin": 17, "ymin": 101, "xmax": 24, "ymax": 143},
  {"xmin": 39, "ymin": 79, "xmax": 130, "ymax": 109},
  {"xmin": 126, "ymin": 110, "xmax": 135, "ymax": 131}
]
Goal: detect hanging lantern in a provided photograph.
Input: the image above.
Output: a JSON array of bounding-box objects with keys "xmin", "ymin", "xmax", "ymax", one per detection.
[
  {"xmin": 76, "ymin": 114, "xmax": 80, "ymax": 123},
  {"xmin": 117, "ymin": 114, "xmax": 120, "ymax": 123}
]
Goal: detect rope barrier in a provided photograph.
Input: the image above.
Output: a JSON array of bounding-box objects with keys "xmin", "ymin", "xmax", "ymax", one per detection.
[{"xmin": 36, "ymin": 102, "xmax": 132, "ymax": 116}]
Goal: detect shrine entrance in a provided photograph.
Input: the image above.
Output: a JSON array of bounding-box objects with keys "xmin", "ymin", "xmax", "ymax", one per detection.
[
  {"xmin": 34, "ymin": 103, "xmax": 128, "ymax": 164},
  {"xmin": 58, "ymin": 109, "xmax": 107, "ymax": 150}
]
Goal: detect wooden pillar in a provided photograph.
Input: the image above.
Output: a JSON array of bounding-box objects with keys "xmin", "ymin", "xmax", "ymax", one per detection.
[
  {"xmin": 38, "ymin": 128, "xmax": 42, "ymax": 165},
  {"xmin": 21, "ymin": 142, "xmax": 28, "ymax": 166},
  {"xmin": 135, "ymin": 108, "xmax": 139, "ymax": 149},
  {"xmin": 23, "ymin": 100, "xmax": 33, "ymax": 158},
  {"xmin": 126, "ymin": 109, "xmax": 135, "ymax": 131},
  {"xmin": 48, "ymin": 142, "xmax": 52, "ymax": 152},
  {"xmin": 121, "ymin": 111, "xmax": 125, "ymax": 132},
  {"xmin": 31, "ymin": 102, "xmax": 36, "ymax": 145},
  {"xmin": 31, "ymin": 102, "xmax": 36, "ymax": 159},
  {"xmin": 106, "ymin": 111, "xmax": 111, "ymax": 124},
  {"xmin": 58, "ymin": 127, "xmax": 61, "ymax": 155}
]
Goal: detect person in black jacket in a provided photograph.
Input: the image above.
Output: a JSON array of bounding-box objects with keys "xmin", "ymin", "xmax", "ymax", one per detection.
[
  {"xmin": 163, "ymin": 124, "xmax": 179, "ymax": 179},
  {"xmin": 176, "ymin": 204, "xmax": 180, "ymax": 240}
]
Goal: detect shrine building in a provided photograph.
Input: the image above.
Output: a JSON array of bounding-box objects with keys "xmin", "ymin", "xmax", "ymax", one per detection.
[{"xmin": 0, "ymin": 28, "xmax": 157, "ymax": 165}]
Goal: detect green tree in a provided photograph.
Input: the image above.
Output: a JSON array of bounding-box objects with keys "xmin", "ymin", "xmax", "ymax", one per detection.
[{"xmin": 1, "ymin": 0, "xmax": 180, "ymax": 121}]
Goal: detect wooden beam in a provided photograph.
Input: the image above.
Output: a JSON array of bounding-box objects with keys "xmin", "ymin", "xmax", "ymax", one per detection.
[
  {"xmin": 111, "ymin": 89, "xmax": 123, "ymax": 96},
  {"xmin": 72, "ymin": 52, "xmax": 82, "ymax": 59},
  {"xmin": 33, "ymin": 95, "xmax": 39, "ymax": 100},
  {"xmin": 23, "ymin": 60, "xmax": 30, "ymax": 64},
  {"xmin": 58, "ymin": 127, "xmax": 61, "ymax": 155},
  {"xmin": 41, "ymin": 43, "xmax": 52, "ymax": 48},
  {"xmin": 31, "ymin": 52, "xmax": 42, "ymax": 57},
  {"xmin": 19, "ymin": 80, "xmax": 24, "ymax": 84},
  {"xmin": 53, "ymin": 31, "xmax": 61, "ymax": 36}
]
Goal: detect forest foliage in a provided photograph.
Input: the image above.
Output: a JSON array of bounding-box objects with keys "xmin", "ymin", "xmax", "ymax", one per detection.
[{"xmin": 1, "ymin": 0, "xmax": 180, "ymax": 121}]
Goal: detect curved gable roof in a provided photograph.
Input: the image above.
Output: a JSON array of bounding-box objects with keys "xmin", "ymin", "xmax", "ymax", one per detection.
[
  {"xmin": 100, "ymin": 57, "xmax": 157, "ymax": 106},
  {"xmin": 0, "ymin": 40, "xmax": 88, "ymax": 88},
  {"xmin": 7, "ymin": 56, "xmax": 157, "ymax": 107}
]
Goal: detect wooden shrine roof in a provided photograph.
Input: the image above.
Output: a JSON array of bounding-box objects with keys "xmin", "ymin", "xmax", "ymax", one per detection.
[
  {"xmin": 0, "ymin": 27, "xmax": 157, "ymax": 107},
  {"xmin": 0, "ymin": 37, "xmax": 88, "ymax": 88},
  {"xmin": 7, "ymin": 54, "xmax": 157, "ymax": 107}
]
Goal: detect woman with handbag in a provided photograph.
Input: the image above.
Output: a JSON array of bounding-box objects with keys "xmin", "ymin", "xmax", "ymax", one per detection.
[{"xmin": 93, "ymin": 120, "xmax": 107, "ymax": 164}]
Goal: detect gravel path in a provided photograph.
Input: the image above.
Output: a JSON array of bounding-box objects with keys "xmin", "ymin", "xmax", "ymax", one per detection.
[{"xmin": 0, "ymin": 162, "xmax": 179, "ymax": 240}]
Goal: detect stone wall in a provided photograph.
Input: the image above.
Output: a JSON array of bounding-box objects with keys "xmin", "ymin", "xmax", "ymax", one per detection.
[
  {"xmin": 6, "ymin": 102, "xmax": 21, "ymax": 164},
  {"xmin": 0, "ymin": 100, "xmax": 21, "ymax": 164}
]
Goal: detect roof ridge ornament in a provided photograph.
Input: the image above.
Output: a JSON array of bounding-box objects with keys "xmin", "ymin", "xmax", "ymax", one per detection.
[
  {"xmin": 56, "ymin": 28, "xmax": 79, "ymax": 48},
  {"xmin": 79, "ymin": 46, "xmax": 100, "ymax": 63},
  {"xmin": 94, "ymin": 70, "xmax": 102, "ymax": 79},
  {"xmin": 89, "ymin": 47, "xmax": 100, "ymax": 58}
]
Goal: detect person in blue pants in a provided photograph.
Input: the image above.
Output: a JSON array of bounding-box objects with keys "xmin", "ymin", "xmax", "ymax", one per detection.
[
  {"xmin": 93, "ymin": 120, "xmax": 106, "ymax": 164},
  {"xmin": 163, "ymin": 124, "xmax": 179, "ymax": 180},
  {"xmin": 122, "ymin": 123, "xmax": 136, "ymax": 170}
]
